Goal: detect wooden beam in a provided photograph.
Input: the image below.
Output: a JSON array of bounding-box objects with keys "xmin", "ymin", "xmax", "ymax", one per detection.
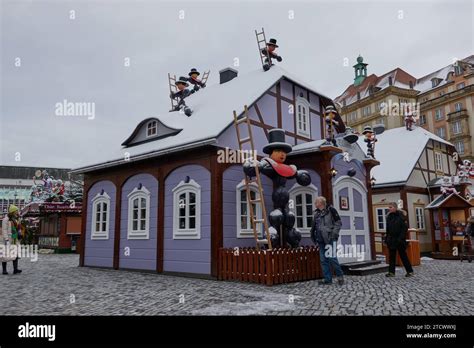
[
  {"xmin": 276, "ymin": 82, "xmax": 282, "ymax": 128},
  {"xmin": 400, "ymin": 188, "xmax": 409, "ymax": 226},
  {"xmin": 112, "ymin": 179, "xmax": 122, "ymax": 270},
  {"xmin": 254, "ymin": 104, "xmax": 269, "ymax": 138},
  {"xmin": 364, "ymin": 161, "xmax": 379, "ymax": 260},
  {"xmin": 210, "ymin": 153, "xmax": 223, "ymax": 278},
  {"xmin": 79, "ymin": 181, "xmax": 90, "ymax": 267},
  {"xmin": 156, "ymin": 168, "xmax": 165, "ymax": 273}
]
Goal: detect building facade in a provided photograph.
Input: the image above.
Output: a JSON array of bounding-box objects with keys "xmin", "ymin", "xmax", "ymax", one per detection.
[{"xmin": 73, "ymin": 66, "xmax": 378, "ymax": 277}]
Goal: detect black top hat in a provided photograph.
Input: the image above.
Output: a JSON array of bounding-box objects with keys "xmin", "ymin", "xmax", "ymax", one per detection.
[
  {"xmin": 325, "ymin": 105, "xmax": 337, "ymax": 114},
  {"xmin": 263, "ymin": 128, "xmax": 292, "ymax": 154},
  {"xmin": 175, "ymin": 76, "xmax": 189, "ymax": 86},
  {"xmin": 362, "ymin": 125, "xmax": 374, "ymax": 135},
  {"xmin": 267, "ymin": 38, "xmax": 279, "ymax": 47},
  {"xmin": 188, "ymin": 68, "xmax": 200, "ymax": 77}
]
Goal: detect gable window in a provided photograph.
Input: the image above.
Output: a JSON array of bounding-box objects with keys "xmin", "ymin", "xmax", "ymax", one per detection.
[
  {"xmin": 362, "ymin": 105, "xmax": 371, "ymax": 117},
  {"xmin": 289, "ymin": 184, "xmax": 318, "ymax": 237},
  {"xmin": 415, "ymin": 206, "xmax": 426, "ymax": 230},
  {"xmin": 436, "ymin": 127, "xmax": 446, "ymax": 139},
  {"xmin": 296, "ymin": 97, "xmax": 310, "ymax": 137},
  {"xmin": 454, "ymin": 140, "xmax": 465, "ymax": 155},
  {"xmin": 147, "ymin": 121, "xmax": 157, "ymax": 137},
  {"xmin": 127, "ymin": 186, "xmax": 150, "ymax": 239},
  {"xmin": 452, "ymin": 121, "xmax": 462, "ymax": 135},
  {"xmin": 173, "ymin": 179, "xmax": 201, "ymax": 239},
  {"xmin": 455, "ymin": 102, "xmax": 463, "ymax": 112},
  {"xmin": 435, "ymin": 108, "xmax": 443, "ymax": 121},
  {"xmin": 435, "ymin": 152, "xmax": 443, "ymax": 172},
  {"xmin": 91, "ymin": 192, "xmax": 111, "ymax": 240},
  {"xmin": 375, "ymin": 207, "xmax": 389, "ymax": 231},
  {"xmin": 236, "ymin": 182, "xmax": 262, "ymax": 238}
]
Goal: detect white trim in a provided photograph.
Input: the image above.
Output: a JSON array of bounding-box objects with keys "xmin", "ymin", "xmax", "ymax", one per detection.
[
  {"xmin": 127, "ymin": 186, "xmax": 151, "ymax": 239},
  {"xmin": 415, "ymin": 206, "xmax": 426, "ymax": 230},
  {"xmin": 333, "ymin": 175, "xmax": 368, "ymax": 192},
  {"xmin": 295, "ymin": 96, "xmax": 311, "ymax": 138},
  {"xmin": 375, "ymin": 206, "xmax": 389, "ymax": 232},
  {"xmin": 91, "ymin": 192, "xmax": 111, "ymax": 240},
  {"xmin": 173, "ymin": 179, "xmax": 201, "ymax": 240},
  {"xmin": 289, "ymin": 183, "xmax": 318, "ymax": 237},
  {"xmin": 236, "ymin": 181, "xmax": 262, "ymax": 238}
]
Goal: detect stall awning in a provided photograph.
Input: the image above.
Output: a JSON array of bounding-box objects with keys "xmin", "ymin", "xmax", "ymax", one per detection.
[{"xmin": 426, "ymin": 193, "xmax": 472, "ymax": 209}]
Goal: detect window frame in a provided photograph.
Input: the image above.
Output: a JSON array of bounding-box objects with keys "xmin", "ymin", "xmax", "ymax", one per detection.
[
  {"xmin": 414, "ymin": 205, "xmax": 426, "ymax": 231},
  {"xmin": 454, "ymin": 102, "xmax": 463, "ymax": 112},
  {"xmin": 146, "ymin": 120, "xmax": 157, "ymax": 137},
  {"xmin": 452, "ymin": 120, "xmax": 462, "ymax": 135},
  {"xmin": 434, "ymin": 151, "xmax": 443, "ymax": 172},
  {"xmin": 455, "ymin": 140, "xmax": 465, "ymax": 155},
  {"xmin": 172, "ymin": 179, "xmax": 201, "ymax": 240},
  {"xmin": 236, "ymin": 181, "xmax": 262, "ymax": 238},
  {"xmin": 295, "ymin": 97, "xmax": 311, "ymax": 138},
  {"xmin": 127, "ymin": 186, "xmax": 151, "ymax": 240},
  {"xmin": 91, "ymin": 192, "xmax": 111, "ymax": 240},
  {"xmin": 374, "ymin": 206, "xmax": 390, "ymax": 232},
  {"xmin": 289, "ymin": 183, "xmax": 318, "ymax": 237},
  {"xmin": 435, "ymin": 108, "xmax": 443, "ymax": 121}
]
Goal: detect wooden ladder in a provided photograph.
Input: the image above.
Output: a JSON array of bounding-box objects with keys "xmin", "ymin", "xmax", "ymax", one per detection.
[
  {"xmin": 168, "ymin": 73, "xmax": 178, "ymax": 111},
  {"xmin": 255, "ymin": 28, "xmax": 271, "ymax": 70},
  {"xmin": 233, "ymin": 105, "xmax": 272, "ymax": 250},
  {"xmin": 201, "ymin": 70, "xmax": 210, "ymax": 85}
]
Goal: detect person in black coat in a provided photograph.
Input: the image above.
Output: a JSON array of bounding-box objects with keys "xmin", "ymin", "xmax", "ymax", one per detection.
[{"xmin": 385, "ymin": 202, "xmax": 414, "ymax": 277}]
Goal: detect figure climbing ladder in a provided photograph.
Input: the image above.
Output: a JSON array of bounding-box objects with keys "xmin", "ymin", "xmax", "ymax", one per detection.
[{"xmin": 233, "ymin": 106, "xmax": 272, "ymax": 250}]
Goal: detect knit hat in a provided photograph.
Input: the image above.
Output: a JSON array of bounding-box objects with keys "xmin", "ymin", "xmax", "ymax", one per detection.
[{"xmin": 8, "ymin": 204, "xmax": 19, "ymax": 214}]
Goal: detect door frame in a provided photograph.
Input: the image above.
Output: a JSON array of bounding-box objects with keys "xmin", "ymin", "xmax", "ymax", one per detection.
[{"xmin": 333, "ymin": 176, "xmax": 371, "ymax": 262}]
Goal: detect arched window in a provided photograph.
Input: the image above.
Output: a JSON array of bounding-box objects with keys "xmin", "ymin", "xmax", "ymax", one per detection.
[
  {"xmin": 127, "ymin": 186, "xmax": 151, "ymax": 239},
  {"xmin": 147, "ymin": 120, "xmax": 157, "ymax": 137},
  {"xmin": 173, "ymin": 179, "xmax": 201, "ymax": 239},
  {"xmin": 296, "ymin": 97, "xmax": 310, "ymax": 137},
  {"xmin": 236, "ymin": 181, "xmax": 262, "ymax": 238},
  {"xmin": 91, "ymin": 191, "xmax": 111, "ymax": 240},
  {"xmin": 289, "ymin": 183, "xmax": 318, "ymax": 237}
]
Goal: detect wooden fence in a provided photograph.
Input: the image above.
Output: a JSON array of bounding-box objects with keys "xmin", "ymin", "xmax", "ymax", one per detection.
[{"xmin": 218, "ymin": 246, "xmax": 321, "ymax": 285}]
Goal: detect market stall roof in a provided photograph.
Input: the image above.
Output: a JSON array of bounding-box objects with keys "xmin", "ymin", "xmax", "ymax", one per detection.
[
  {"xmin": 426, "ymin": 193, "xmax": 472, "ymax": 209},
  {"xmin": 71, "ymin": 65, "xmax": 337, "ymax": 174}
]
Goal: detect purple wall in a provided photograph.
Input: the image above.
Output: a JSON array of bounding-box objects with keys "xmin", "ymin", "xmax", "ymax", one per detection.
[
  {"xmin": 310, "ymin": 111, "xmax": 322, "ymax": 140},
  {"xmin": 84, "ymin": 180, "xmax": 116, "ymax": 268},
  {"xmin": 281, "ymin": 100, "xmax": 295, "ymax": 141},
  {"xmin": 222, "ymin": 165, "xmax": 273, "ymax": 248},
  {"xmin": 331, "ymin": 156, "xmax": 367, "ymax": 187},
  {"xmin": 280, "ymin": 79, "xmax": 293, "ymax": 100},
  {"xmin": 309, "ymin": 92, "xmax": 321, "ymax": 112},
  {"xmin": 164, "ymin": 165, "xmax": 211, "ymax": 274},
  {"xmin": 256, "ymin": 94, "xmax": 277, "ymax": 127},
  {"xmin": 119, "ymin": 173, "xmax": 158, "ymax": 271}
]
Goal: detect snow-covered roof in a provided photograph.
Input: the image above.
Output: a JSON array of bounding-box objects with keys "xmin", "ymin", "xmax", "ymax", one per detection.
[
  {"xmin": 359, "ymin": 126, "xmax": 453, "ymax": 186},
  {"xmin": 72, "ymin": 66, "xmax": 332, "ymax": 173}
]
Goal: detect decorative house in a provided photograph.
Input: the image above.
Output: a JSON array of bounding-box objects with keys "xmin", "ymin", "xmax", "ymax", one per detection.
[
  {"xmin": 366, "ymin": 126, "xmax": 471, "ymax": 254},
  {"xmin": 72, "ymin": 66, "xmax": 377, "ymax": 277}
]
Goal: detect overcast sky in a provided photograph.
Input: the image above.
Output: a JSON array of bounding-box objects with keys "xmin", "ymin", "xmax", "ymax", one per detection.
[{"xmin": 1, "ymin": 0, "xmax": 473, "ymax": 169}]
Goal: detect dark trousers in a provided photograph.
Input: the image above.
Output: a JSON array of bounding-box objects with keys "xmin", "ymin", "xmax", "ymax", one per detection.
[
  {"xmin": 388, "ymin": 246, "xmax": 413, "ymax": 274},
  {"xmin": 2, "ymin": 258, "xmax": 19, "ymax": 272}
]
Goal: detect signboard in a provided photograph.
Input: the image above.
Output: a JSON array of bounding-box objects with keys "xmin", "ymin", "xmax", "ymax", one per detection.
[
  {"xmin": 40, "ymin": 202, "xmax": 82, "ymax": 213},
  {"xmin": 39, "ymin": 236, "xmax": 59, "ymax": 247}
]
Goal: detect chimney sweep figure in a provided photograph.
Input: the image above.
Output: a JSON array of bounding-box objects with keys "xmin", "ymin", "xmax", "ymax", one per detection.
[
  {"xmin": 243, "ymin": 129, "xmax": 311, "ymax": 248},
  {"xmin": 187, "ymin": 68, "xmax": 206, "ymax": 90},
  {"xmin": 404, "ymin": 104, "xmax": 416, "ymax": 131},
  {"xmin": 324, "ymin": 105, "xmax": 339, "ymax": 146},
  {"xmin": 262, "ymin": 38, "xmax": 282, "ymax": 71},
  {"xmin": 362, "ymin": 125, "xmax": 377, "ymax": 158},
  {"xmin": 170, "ymin": 76, "xmax": 198, "ymax": 116}
]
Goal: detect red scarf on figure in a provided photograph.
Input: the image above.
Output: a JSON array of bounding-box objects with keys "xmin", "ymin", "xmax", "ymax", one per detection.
[{"xmin": 263, "ymin": 158, "xmax": 297, "ymax": 178}]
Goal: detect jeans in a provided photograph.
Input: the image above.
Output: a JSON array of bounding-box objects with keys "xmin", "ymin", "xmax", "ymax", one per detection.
[
  {"xmin": 318, "ymin": 241, "xmax": 344, "ymax": 282},
  {"xmin": 388, "ymin": 246, "xmax": 413, "ymax": 274}
]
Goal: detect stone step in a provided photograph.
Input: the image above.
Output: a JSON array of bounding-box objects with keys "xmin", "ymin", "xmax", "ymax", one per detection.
[
  {"xmin": 344, "ymin": 264, "xmax": 389, "ymax": 276},
  {"xmin": 340, "ymin": 260, "xmax": 381, "ymax": 272}
]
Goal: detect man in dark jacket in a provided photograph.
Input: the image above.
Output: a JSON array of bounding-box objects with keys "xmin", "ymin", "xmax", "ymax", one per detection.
[
  {"xmin": 385, "ymin": 202, "xmax": 414, "ymax": 277},
  {"xmin": 310, "ymin": 196, "xmax": 344, "ymax": 285}
]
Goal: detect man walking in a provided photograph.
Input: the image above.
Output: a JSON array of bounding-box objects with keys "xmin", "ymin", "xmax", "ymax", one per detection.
[{"xmin": 310, "ymin": 196, "xmax": 344, "ymax": 285}]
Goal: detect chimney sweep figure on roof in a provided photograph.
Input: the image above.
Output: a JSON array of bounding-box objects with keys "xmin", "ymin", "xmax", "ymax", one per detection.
[
  {"xmin": 243, "ymin": 129, "xmax": 311, "ymax": 248},
  {"xmin": 323, "ymin": 105, "xmax": 339, "ymax": 147},
  {"xmin": 261, "ymin": 38, "xmax": 282, "ymax": 71},
  {"xmin": 404, "ymin": 105, "xmax": 416, "ymax": 131},
  {"xmin": 187, "ymin": 68, "xmax": 206, "ymax": 90},
  {"xmin": 362, "ymin": 126, "xmax": 377, "ymax": 158},
  {"xmin": 170, "ymin": 76, "xmax": 198, "ymax": 116}
]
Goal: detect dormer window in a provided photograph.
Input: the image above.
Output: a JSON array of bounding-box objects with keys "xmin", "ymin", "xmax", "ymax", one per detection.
[
  {"xmin": 431, "ymin": 78, "xmax": 442, "ymax": 88},
  {"xmin": 295, "ymin": 97, "xmax": 310, "ymax": 138},
  {"xmin": 147, "ymin": 121, "xmax": 157, "ymax": 137}
]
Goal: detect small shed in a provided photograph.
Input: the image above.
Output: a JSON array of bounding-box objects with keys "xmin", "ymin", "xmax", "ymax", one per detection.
[{"xmin": 425, "ymin": 193, "xmax": 472, "ymax": 255}]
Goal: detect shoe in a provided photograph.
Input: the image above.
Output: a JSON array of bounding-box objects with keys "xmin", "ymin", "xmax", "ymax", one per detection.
[
  {"xmin": 13, "ymin": 269, "xmax": 22, "ymax": 274},
  {"xmin": 319, "ymin": 279, "xmax": 332, "ymax": 285},
  {"xmin": 2, "ymin": 271, "xmax": 8, "ymax": 275},
  {"xmin": 337, "ymin": 276, "xmax": 344, "ymax": 285},
  {"xmin": 385, "ymin": 272, "xmax": 395, "ymax": 277},
  {"xmin": 405, "ymin": 272, "xmax": 414, "ymax": 277}
]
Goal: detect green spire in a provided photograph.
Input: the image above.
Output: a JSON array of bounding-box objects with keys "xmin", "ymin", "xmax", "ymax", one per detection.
[{"xmin": 353, "ymin": 55, "xmax": 368, "ymax": 86}]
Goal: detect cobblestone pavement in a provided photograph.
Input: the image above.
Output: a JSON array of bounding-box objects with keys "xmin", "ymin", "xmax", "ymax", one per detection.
[{"xmin": 0, "ymin": 254, "xmax": 472, "ymax": 315}]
